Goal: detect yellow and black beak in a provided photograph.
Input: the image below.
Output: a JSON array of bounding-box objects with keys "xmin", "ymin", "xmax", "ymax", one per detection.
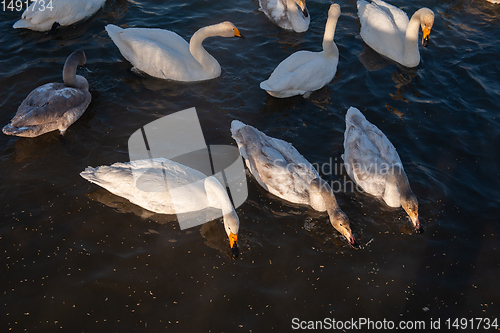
[
  {"xmin": 234, "ymin": 28, "xmax": 245, "ymax": 39},
  {"xmin": 422, "ymin": 27, "xmax": 431, "ymax": 47},
  {"xmin": 229, "ymin": 232, "xmax": 239, "ymax": 257},
  {"xmin": 299, "ymin": 0, "xmax": 309, "ymax": 18}
]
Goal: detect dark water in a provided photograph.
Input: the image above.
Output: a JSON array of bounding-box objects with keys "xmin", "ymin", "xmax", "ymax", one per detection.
[{"xmin": 1, "ymin": 0, "xmax": 499, "ymax": 331}]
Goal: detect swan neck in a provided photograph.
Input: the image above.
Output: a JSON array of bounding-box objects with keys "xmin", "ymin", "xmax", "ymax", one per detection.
[
  {"xmin": 387, "ymin": 164, "xmax": 413, "ymax": 202},
  {"xmin": 311, "ymin": 178, "xmax": 342, "ymax": 220},
  {"xmin": 404, "ymin": 10, "xmax": 422, "ymax": 64},
  {"xmin": 63, "ymin": 53, "xmax": 84, "ymax": 88},
  {"xmin": 322, "ymin": 14, "xmax": 340, "ymax": 57},
  {"xmin": 204, "ymin": 176, "xmax": 236, "ymax": 217},
  {"xmin": 286, "ymin": 0, "xmax": 299, "ymax": 13},
  {"xmin": 189, "ymin": 26, "xmax": 221, "ymax": 74}
]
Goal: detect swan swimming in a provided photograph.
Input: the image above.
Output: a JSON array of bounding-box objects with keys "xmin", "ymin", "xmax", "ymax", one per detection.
[
  {"xmin": 357, "ymin": 0, "xmax": 434, "ymax": 68},
  {"xmin": 80, "ymin": 158, "xmax": 240, "ymax": 257},
  {"xmin": 342, "ymin": 107, "xmax": 421, "ymax": 231},
  {"xmin": 2, "ymin": 50, "xmax": 91, "ymax": 138},
  {"xmin": 105, "ymin": 22, "xmax": 245, "ymax": 82},
  {"xmin": 259, "ymin": 0, "xmax": 310, "ymax": 33},
  {"xmin": 231, "ymin": 120, "xmax": 359, "ymax": 248},
  {"xmin": 260, "ymin": 4, "xmax": 341, "ymax": 98},
  {"xmin": 13, "ymin": 0, "xmax": 106, "ymax": 32}
]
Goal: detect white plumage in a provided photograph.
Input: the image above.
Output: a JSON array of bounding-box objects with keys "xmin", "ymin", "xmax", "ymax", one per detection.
[
  {"xmin": 13, "ymin": 0, "xmax": 106, "ymax": 32},
  {"xmin": 258, "ymin": 0, "xmax": 310, "ymax": 33},
  {"xmin": 260, "ymin": 4, "xmax": 341, "ymax": 98},
  {"xmin": 357, "ymin": 0, "xmax": 434, "ymax": 67},
  {"xmin": 81, "ymin": 158, "xmax": 241, "ymax": 256},
  {"xmin": 105, "ymin": 22, "xmax": 244, "ymax": 82}
]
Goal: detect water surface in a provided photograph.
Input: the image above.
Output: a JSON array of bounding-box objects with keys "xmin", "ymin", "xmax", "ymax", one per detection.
[{"xmin": 1, "ymin": 0, "xmax": 499, "ymax": 331}]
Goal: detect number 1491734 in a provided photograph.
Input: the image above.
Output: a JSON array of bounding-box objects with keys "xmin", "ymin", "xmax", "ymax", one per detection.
[{"xmin": 2, "ymin": 0, "xmax": 53, "ymax": 12}]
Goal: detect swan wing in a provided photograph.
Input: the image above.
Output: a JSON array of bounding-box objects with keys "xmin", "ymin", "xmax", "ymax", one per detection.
[
  {"xmin": 357, "ymin": 0, "xmax": 405, "ymax": 59},
  {"xmin": 14, "ymin": 0, "xmax": 105, "ymax": 31},
  {"xmin": 343, "ymin": 107, "xmax": 402, "ymax": 197},
  {"xmin": 261, "ymin": 51, "xmax": 337, "ymax": 94},
  {"xmin": 106, "ymin": 25, "xmax": 201, "ymax": 81},
  {"xmin": 81, "ymin": 158, "xmax": 210, "ymax": 215},
  {"xmin": 371, "ymin": 0, "xmax": 409, "ymax": 33},
  {"xmin": 10, "ymin": 83, "xmax": 90, "ymax": 127},
  {"xmin": 259, "ymin": 0, "xmax": 292, "ymax": 30},
  {"xmin": 231, "ymin": 121, "xmax": 319, "ymax": 204}
]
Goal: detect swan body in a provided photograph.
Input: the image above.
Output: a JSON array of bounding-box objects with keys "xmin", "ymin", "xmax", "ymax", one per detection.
[
  {"xmin": 260, "ymin": 4, "xmax": 341, "ymax": 98},
  {"xmin": 342, "ymin": 107, "xmax": 420, "ymax": 231},
  {"xmin": 105, "ymin": 22, "xmax": 244, "ymax": 82},
  {"xmin": 231, "ymin": 120, "xmax": 358, "ymax": 248},
  {"xmin": 80, "ymin": 158, "xmax": 240, "ymax": 256},
  {"xmin": 2, "ymin": 50, "xmax": 90, "ymax": 137},
  {"xmin": 259, "ymin": 0, "xmax": 310, "ymax": 32},
  {"xmin": 357, "ymin": 0, "xmax": 434, "ymax": 68},
  {"xmin": 13, "ymin": 0, "xmax": 106, "ymax": 32}
]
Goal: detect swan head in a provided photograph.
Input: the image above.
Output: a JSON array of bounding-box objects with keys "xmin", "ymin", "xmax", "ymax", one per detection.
[
  {"xmin": 401, "ymin": 194, "xmax": 421, "ymax": 232},
  {"xmin": 294, "ymin": 0, "xmax": 309, "ymax": 18},
  {"xmin": 331, "ymin": 210, "xmax": 360, "ymax": 249},
  {"xmin": 63, "ymin": 50, "xmax": 89, "ymax": 89},
  {"xmin": 213, "ymin": 21, "xmax": 245, "ymax": 39},
  {"xmin": 327, "ymin": 3, "xmax": 341, "ymax": 19},
  {"xmin": 223, "ymin": 211, "xmax": 240, "ymax": 257},
  {"xmin": 310, "ymin": 178, "xmax": 359, "ymax": 249},
  {"xmin": 419, "ymin": 8, "xmax": 434, "ymax": 47}
]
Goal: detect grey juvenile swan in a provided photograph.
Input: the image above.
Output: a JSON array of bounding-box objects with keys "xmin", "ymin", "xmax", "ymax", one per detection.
[
  {"xmin": 231, "ymin": 120, "xmax": 359, "ymax": 248},
  {"xmin": 3, "ymin": 50, "xmax": 91, "ymax": 138}
]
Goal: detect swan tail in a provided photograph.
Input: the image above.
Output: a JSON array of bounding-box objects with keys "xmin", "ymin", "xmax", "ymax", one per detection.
[
  {"xmin": 2, "ymin": 123, "xmax": 44, "ymax": 137},
  {"xmin": 12, "ymin": 19, "xmax": 47, "ymax": 31},
  {"xmin": 345, "ymin": 106, "xmax": 367, "ymax": 129},
  {"xmin": 105, "ymin": 24, "xmax": 124, "ymax": 43},
  {"xmin": 259, "ymin": 80, "xmax": 273, "ymax": 91},
  {"xmin": 230, "ymin": 120, "xmax": 249, "ymax": 160},
  {"xmin": 80, "ymin": 166, "xmax": 101, "ymax": 185},
  {"xmin": 230, "ymin": 120, "xmax": 246, "ymax": 133}
]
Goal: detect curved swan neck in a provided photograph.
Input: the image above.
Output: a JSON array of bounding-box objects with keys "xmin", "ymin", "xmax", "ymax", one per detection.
[
  {"xmin": 204, "ymin": 176, "xmax": 237, "ymax": 219},
  {"xmin": 322, "ymin": 12, "xmax": 340, "ymax": 57},
  {"xmin": 403, "ymin": 9, "xmax": 425, "ymax": 66},
  {"xmin": 63, "ymin": 50, "xmax": 87, "ymax": 89},
  {"xmin": 189, "ymin": 26, "xmax": 221, "ymax": 74},
  {"xmin": 387, "ymin": 164, "xmax": 413, "ymax": 202},
  {"xmin": 310, "ymin": 178, "xmax": 342, "ymax": 219},
  {"xmin": 286, "ymin": 0, "xmax": 299, "ymax": 13}
]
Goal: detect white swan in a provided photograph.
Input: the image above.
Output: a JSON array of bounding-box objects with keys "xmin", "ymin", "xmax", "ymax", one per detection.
[
  {"xmin": 259, "ymin": 0, "xmax": 310, "ymax": 33},
  {"xmin": 342, "ymin": 107, "xmax": 421, "ymax": 231},
  {"xmin": 2, "ymin": 50, "xmax": 91, "ymax": 137},
  {"xmin": 80, "ymin": 158, "xmax": 240, "ymax": 256},
  {"xmin": 231, "ymin": 120, "xmax": 359, "ymax": 248},
  {"xmin": 105, "ymin": 22, "xmax": 244, "ymax": 82},
  {"xmin": 357, "ymin": 0, "xmax": 434, "ymax": 68},
  {"xmin": 486, "ymin": 0, "xmax": 500, "ymax": 3},
  {"xmin": 13, "ymin": 0, "xmax": 106, "ymax": 32},
  {"xmin": 260, "ymin": 4, "xmax": 341, "ymax": 98}
]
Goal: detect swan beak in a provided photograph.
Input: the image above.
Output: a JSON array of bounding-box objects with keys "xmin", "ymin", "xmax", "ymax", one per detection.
[
  {"xmin": 349, "ymin": 234, "xmax": 360, "ymax": 249},
  {"xmin": 422, "ymin": 27, "xmax": 431, "ymax": 47},
  {"xmin": 234, "ymin": 28, "xmax": 245, "ymax": 39},
  {"xmin": 229, "ymin": 232, "xmax": 239, "ymax": 257},
  {"xmin": 299, "ymin": 0, "xmax": 309, "ymax": 18},
  {"xmin": 410, "ymin": 212, "xmax": 423, "ymax": 233}
]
